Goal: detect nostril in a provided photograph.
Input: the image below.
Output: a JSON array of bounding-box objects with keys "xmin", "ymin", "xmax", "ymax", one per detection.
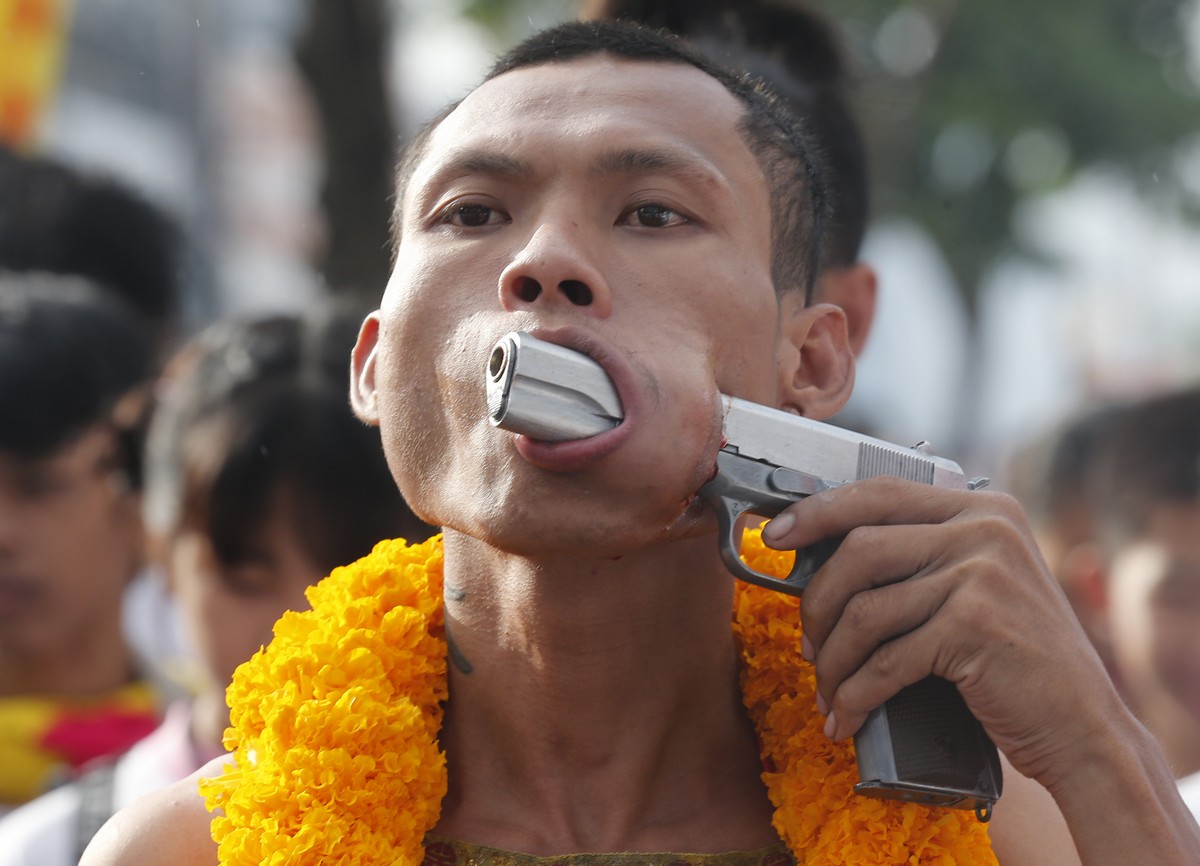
[
  {"xmin": 514, "ymin": 277, "xmax": 542, "ymax": 302},
  {"xmin": 560, "ymin": 280, "xmax": 593, "ymax": 306}
]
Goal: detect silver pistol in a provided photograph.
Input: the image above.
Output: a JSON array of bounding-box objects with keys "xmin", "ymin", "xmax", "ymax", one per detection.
[{"xmin": 486, "ymin": 331, "xmax": 1002, "ymax": 820}]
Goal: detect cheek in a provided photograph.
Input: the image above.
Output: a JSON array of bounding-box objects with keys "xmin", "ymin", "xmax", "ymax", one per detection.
[
  {"xmin": 699, "ymin": 284, "xmax": 781, "ymax": 401},
  {"xmin": 194, "ymin": 592, "xmax": 288, "ymax": 686}
]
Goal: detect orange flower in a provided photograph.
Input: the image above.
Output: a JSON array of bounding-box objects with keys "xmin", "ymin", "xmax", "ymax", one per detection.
[{"xmin": 202, "ymin": 532, "xmax": 997, "ymax": 865}]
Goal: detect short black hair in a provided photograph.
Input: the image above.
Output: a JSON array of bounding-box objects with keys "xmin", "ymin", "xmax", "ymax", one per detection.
[
  {"xmin": 0, "ymin": 146, "xmax": 181, "ymax": 342},
  {"xmin": 143, "ymin": 304, "xmax": 436, "ymax": 574},
  {"xmin": 0, "ymin": 272, "xmax": 154, "ymax": 481},
  {"xmin": 1091, "ymin": 385, "xmax": 1200, "ymax": 549},
  {"xmin": 582, "ymin": 0, "xmax": 868, "ymax": 270},
  {"xmin": 392, "ymin": 19, "xmax": 829, "ymax": 300}
]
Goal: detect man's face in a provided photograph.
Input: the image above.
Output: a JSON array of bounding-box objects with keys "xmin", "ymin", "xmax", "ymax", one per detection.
[
  {"xmin": 355, "ymin": 55, "xmax": 794, "ymax": 556},
  {"xmin": 0, "ymin": 426, "xmax": 143, "ymax": 661},
  {"xmin": 1108, "ymin": 502, "xmax": 1200, "ymax": 726}
]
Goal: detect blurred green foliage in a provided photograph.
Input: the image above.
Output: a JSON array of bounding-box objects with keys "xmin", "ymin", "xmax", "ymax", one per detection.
[{"xmin": 819, "ymin": 0, "xmax": 1199, "ymax": 310}]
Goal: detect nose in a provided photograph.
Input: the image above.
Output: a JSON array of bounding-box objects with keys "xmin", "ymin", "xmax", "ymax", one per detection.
[{"xmin": 498, "ymin": 222, "xmax": 613, "ymax": 318}]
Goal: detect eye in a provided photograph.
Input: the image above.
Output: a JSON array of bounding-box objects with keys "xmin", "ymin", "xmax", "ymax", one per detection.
[
  {"xmin": 11, "ymin": 467, "xmax": 71, "ymax": 502},
  {"xmin": 220, "ymin": 560, "xmax": 278, "ymax": 598},
  {"xmin": 620, "ymin": 204, "xmax": 689, "ymax": 229},
  {"xmin": 440, "ymin": 202, "xmax": 507, "ymax": 228}
]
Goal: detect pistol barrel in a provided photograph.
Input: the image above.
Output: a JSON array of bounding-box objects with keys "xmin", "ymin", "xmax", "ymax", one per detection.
[{"xmin": 487, "ymin": 332, "xmax": 623, "ymax": 441}]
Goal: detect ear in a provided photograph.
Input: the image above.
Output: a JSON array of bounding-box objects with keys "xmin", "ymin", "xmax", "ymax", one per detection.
[
  {"xmin": 1061, "ymin": 542, "xmax": 1110, "ymax": 619},
  {"xmin": 1057, "ymin": 541, "xmax": 1119, "ymax": 676},
  {"xmin": 350, "ymin": 311, "xmax": 383, "ymax": 426},
  {"xmin": 776, "ymin": 294, "xmax": 855, "ymax": 420},
  {"xmin": 816, "ymin": 263, "xmax": 877, "ymax": 357}
]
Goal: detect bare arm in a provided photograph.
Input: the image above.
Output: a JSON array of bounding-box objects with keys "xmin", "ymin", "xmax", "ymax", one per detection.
[
  {"xmin": 80, "ymin": 758, "xmax": 222, "ymax": 866},
  {"xmin": 762, "ymin": 477, "xmax": 1200, "ymax": 865},
  {"xmin": 988, "ymin": 720, "xmax": 1198, "ymax": 865}
]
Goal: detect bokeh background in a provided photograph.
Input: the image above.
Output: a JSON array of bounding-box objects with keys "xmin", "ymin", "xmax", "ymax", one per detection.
[{"xmin": 4, "ymin": 0, "xmax": 1200, "ymax": 477}]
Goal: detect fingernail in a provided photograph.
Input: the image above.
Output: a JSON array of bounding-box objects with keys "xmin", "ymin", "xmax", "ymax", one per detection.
[
  {"xmin": 762, "ymin": 512, "xmax": 794, "ymax": 544},
  {"xmin": 823, "ymin": 711, "xmax": 838, "ymax": 739},
  {"xmin": 801, "ymin": 634, "xmax": 814, "ymax": 662},
  {"xmin": 816, "ymin": 691, "xmax": 828, "ymax": 715}
]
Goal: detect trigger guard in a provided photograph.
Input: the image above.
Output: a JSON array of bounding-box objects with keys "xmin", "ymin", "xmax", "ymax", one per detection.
[{"xmin": 712, "ymin": 495, "xmax": 815, "ymax": 597}]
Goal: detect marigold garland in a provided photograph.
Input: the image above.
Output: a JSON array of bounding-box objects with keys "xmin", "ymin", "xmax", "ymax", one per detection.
[{"xmin": 201, "ymin": 532, "xmax": 997, "ymax": 865}]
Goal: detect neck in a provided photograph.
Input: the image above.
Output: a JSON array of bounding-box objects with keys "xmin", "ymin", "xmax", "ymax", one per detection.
[
  {"xmin": 0, "ymin": 620, "xmax": 137, "ymax": 699},
  {"xmin": 433, "ymin": 530, "xmax": 778, "ymax": 855}
]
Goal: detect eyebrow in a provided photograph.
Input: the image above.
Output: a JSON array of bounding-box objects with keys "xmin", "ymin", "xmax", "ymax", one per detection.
[
  {"xmin": 591, "ymin": 147, "xmax": 727, "ymax": 190},
  {"xmin": 420, "ymin": 150, "xmax": 535, "ymax": 194},
  {"xmin": 422, "ymin": 145, "xmax": 726, "ymax": 191}
]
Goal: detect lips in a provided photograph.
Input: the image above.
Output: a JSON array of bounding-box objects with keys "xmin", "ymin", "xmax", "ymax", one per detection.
[{"xmin": 505, "ymin": 326, "xmax": 638, "ymax": 473}]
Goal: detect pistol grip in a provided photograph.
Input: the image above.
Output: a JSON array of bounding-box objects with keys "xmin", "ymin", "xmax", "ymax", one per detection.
[{"xmin": 853, "ymin": 676, "xmax": 1003, "ymax": 819}]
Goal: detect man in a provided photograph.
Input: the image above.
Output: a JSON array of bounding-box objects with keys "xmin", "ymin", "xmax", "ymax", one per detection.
[
  {"xmin": 1003, "ymin": 404, "xmax": 1122, "ymax": 683},
  {"xmin": 83, "ymin": 20, "xmax": 1199, "ymax": 865},
  {"xmin": 0, "ymin": 274, "xmax": 160, "ymax": 815},
  {"xmin": 1083, "ymin": 386, "xmax": 1200, "ymax": 782}
]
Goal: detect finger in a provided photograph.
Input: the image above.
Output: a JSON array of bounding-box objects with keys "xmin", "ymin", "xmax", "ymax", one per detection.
[
  {"xmin": 821, "ymin": 549, "xmax": 1033, "ymax": 742},
  {"xmin": 823, "ymin": 623, "xmax": 955, "ymax": 740},
  {"xmin": 761, "ymin": 475, "xmax": 974, "ymax": 551},
  {"xmin": 810, "ymin": 561, "xmax": 952, "ymax": 715},
  {"xmin": 799, "ymin": 521, "xmax": 949, "ymax": 651}
]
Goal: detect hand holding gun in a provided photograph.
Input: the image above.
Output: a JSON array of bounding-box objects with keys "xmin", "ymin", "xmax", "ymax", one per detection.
[{"xmin": 486, "ymin": 331, "xmax": 1002, "ymax": 820}]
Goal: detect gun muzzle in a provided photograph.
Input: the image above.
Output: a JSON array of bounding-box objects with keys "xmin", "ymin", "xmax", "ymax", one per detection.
[{"xmin": 487, "ymin": 332, "xmax": 624, "ymax": 441}]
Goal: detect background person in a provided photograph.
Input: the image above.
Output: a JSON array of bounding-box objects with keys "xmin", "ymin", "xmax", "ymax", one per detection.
[
  {"xmin": 1001, "ymin": 403, "xmax": 1123, "ymax": 684},
  {"xmin": 0, "ymin": 273, "xmax": 160, "ymax": 816},
  {"xmin": 0, "ymin": 304, "xmax": 436, "ymax": 862},
  {"xmin": 1078, "ymin": 384, "xmax": 1200, "ymax": 781},
  {"xmin": 0, "ymin": 143, "xmax": 192, "ymax": 701}
]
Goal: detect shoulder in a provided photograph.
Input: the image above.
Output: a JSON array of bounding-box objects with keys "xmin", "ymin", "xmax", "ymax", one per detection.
[{"xmin": 79, "ymin": 757, "xmax": 223, "ymax": 866}]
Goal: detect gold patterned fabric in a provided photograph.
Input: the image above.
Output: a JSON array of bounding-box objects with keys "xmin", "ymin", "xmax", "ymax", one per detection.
[{"xmin": 420, "ymin": 837, "xmax": 796, "ymax": 866}]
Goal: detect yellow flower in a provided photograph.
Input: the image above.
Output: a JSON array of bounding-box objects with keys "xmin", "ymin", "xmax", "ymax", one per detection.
[{"xmin": 202, "ymin": 531, "xmax": 997, "ymax": 865}]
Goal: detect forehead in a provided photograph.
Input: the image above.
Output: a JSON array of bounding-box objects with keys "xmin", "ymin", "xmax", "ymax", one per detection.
[{"xmin": 403, "ymin": 55, "xmax": 764, "ymax": 210}]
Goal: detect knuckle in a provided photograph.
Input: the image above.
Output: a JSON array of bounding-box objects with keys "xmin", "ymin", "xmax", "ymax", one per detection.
[
  {"xmin": 971, "ymin": 510, "xmax": 1024, "ymax": 549},
  {"xmin": 868, "ymin": 637, "xmax": 904, "ymax": 681},
  {"xmin": 947, "ymin": 570, "xmax": 993, "ymax": 626},
  {"xmin": 987, "ymin": 490, "xmax": 1023, "ymax": 515},
  {"xmin": 799, "ymin": 593, "xmax": 831, "ymax": 640},
  {"xmin": 975, "ymin": 490, "xmax": 1024, "ymax": 524},
  {"xmin": 838, "ymin": 525, "xmax": 879, "ymax": 558},
  {"xmin": 841, "ymin": 590, "xmax": 878, "ymax": 633}
]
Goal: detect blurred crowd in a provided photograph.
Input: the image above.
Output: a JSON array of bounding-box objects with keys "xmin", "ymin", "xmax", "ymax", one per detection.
[
  {"xmin": 0, "ymin": 145, "xmax": 436, "ymax": 862},
  {"xmin": 1, "ymin": 0, "xmax": 1199, "ymax": 861}
]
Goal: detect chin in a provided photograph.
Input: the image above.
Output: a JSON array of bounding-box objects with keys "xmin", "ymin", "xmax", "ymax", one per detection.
[{"xmin": 450, "ymin": 490, "xmax": 709, "ymax": 561}]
